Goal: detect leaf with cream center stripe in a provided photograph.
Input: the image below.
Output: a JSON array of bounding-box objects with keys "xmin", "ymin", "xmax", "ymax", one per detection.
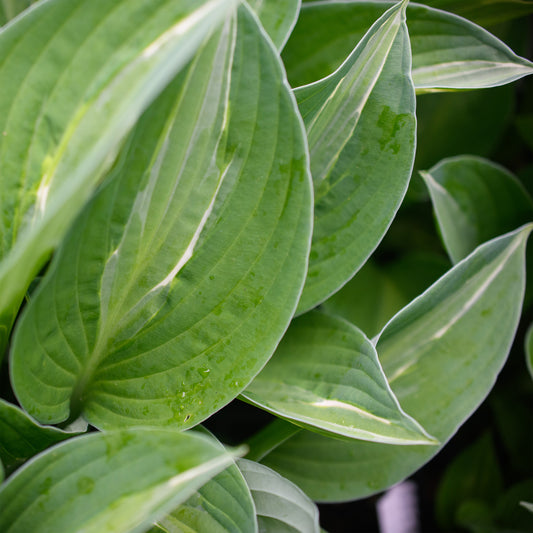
[
  {"xmin": 261, "ymin": 225, "xmax": 531, "ymax": 501},
  {"xmin": 9, "ymin": 3, "xmax": 313, "ymax": 430},
  {"xmin": 0, "ymin": 428, "xmax": 240, "ymax": 533},
  {"xmin": 0, "ymin": 0, "xmax": 237, "ymax": 356},
  {"xmin": 282, "ymin": 1, "xmax": 533, "ymax": 91},
  {"xmin": 243, "ymin": 311, "xmax": 436, "ymax": 445},
  {"xmin": 295, "ymin": 0, "xmax": 416, "ymax": 313}
]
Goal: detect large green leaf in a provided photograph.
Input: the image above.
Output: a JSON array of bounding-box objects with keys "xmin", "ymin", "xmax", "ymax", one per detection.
[
  {"xmin": 262, "ymin": 225, "xmax": 531, "ymax": 501},
  {"xmin": 238, "ymin": 459, "xmax": 320, "ymax": 533},
  {"xmin": 0, "ymin": 0, "xmax": 236, "ymax": 355},
  {"xmin": 0, "ymin": 399, "xmax": 80, "ymax": 476},
  {"xmin": 282, "ymin": 1, "xmax": 533, "ymax": 91},
  {"xmin": 243, "ymin": 311, "xmax": 436, "ymax": 445},
  {"xmin": 247, "ymin": 0, "xmax": 301, "ymax": 50},
  {"xmin": 151, "ymin": 431, "xmax": 257, "ymax": 533},
  {"xmin": 0, "ymin": 428, "xmax": 239, "ymax": 533},
  {"xmin": 10, "ymin": 3, "xmax": 312, "ymax": 429},
  {"xmin": 422, "ymin": 156, "xmax": 533, "ymax": 263},
  {"xmin": 295, "ymin": 0, "xmax": 416, "ymax": 313}
]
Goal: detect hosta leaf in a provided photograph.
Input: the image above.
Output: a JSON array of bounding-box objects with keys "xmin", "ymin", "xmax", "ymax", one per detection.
[
  {"xmin": 0, "ymin": 428, "xmax": 240, "ymax": 533},
  {"xmin": 243, "ymin": 311, "xmax": 436, "ymax": 445},
  {"xmin": 238, "ymin": 459, "xmax": 320, "ymax": 533},
  {"xmin": 422, "ymin": 156, "xmax": 533, "ymax": 263},
  {"xmin": 10, "ymin": 3, "xmax": 312, "ymax": 429},
  {"xmin": 321, "ymin": 253, "xmax": 449, "ymax": 338},
  {"xmin": 0, "ymin": 0, "xmax": 236, "ymax": 354},
  {"xmin": 282, "ymin": 1, "xmax": 533, "ymax": 91},
  {"xmin": 0, "ymin": 399, "xmax": 80, "ymax": 476},
  {"xmin": 0, "ymin": 0, "xmax": 32, "ymax": 23},
  {"xmin": 151, "ymin": 428, "xmax": 257, "ymax": 533},
  {"xmin": 525, "ymin": 323, "xmax": 533, "ymax": 380},
  {"xmin": 262, "ymin": 225, "xmax": 531, "ymax": 501},
  {"xmin": 295, "ymin": 0, "xmax": 416, "ymax": 313},
  {"xmin": 247, "ymin": 0, "xmax": 301, "ymax": 50}
]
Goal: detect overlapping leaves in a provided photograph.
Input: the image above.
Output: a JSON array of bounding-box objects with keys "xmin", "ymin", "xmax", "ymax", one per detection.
[
  {"xmin": 0, "ymin": 0, "xmax": 237, "ymax": 354},
  {"xmin": 262, "ymin": 226, "xmax": 531, "ymax": 501},
  {"xmin": 10, "ymin": 3, "xmax": 312, "ymax": 429}
]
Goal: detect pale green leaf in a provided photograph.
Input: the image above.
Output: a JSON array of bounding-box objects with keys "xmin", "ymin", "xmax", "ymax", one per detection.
[
  {"xmin": 282, "ymin": 1, "xmax": 533, "ymax": 91},
  {"xmin": 247, "ymin": 0, "xmax": 301, "ymax": 50},
  {"xmin": 321, "ymin": 253, "xmax": 448, "ymax": 338},
  {"xmin": 295, "ymin": 0, "xmax": 416, "ymax": 312},
  {"xmin": 262, "ymin": 225, "xmax": 531, "ymax": 501},
  {"xmin": 421, "ymin": 156, "xmax": 533, "ymax": 263},
  {"xmin": 0, "ymin": 428, "xmax": 240, "ymax": 533},
  {"xmin": 525, "ymin": 323, "xmax": 533, "ymax": 380},
  {"xmin": 0, "ymin": 0, "xmax": 237, "ymax": 354},
  {"xmin": 0, "ymin": 399, "xmax": 81, "ymax": 476},
  {"xmin": 10, "ymin": 3, "xmax": 312, "ymax": 429},
  {"xmin": 243, "ymin": 311, "xmax": 436, "ymax": 445},
  {"xmin": 238, "ymin": 459, "xmax": 320, "ymax": 533},
  {"xmin": 151, "ymin": 427, "xmax": 257, "ymax": 533}
]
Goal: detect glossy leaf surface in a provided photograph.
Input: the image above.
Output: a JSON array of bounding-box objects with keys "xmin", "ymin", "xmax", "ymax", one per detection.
[
  {"xmin": 0, "ymin": 399, "xmax": 79, "ymax": 476},
  {"xmin": 422, "ymin": 156, "xmax": 533, "ymax": 263},
  {"xmin": 0, "ymin": 0, "xmax": 236, "ymax": 353},
  {"xmin": 10, "ymin": 4, "xmax": 312, "ymax": 429},
  {"xmin": 247, "ymin": 0, "xmax": 300, "ymax": 50},
  {"xmin": 238, "ymin": 459, "xmax": 320, "ymax": 533},
  {"xmin": 244, "ymin": 311, "xmax": 435, "ymax": 445},
  {"xmin": 282, "ymin": 1, "xmax": 533, "ymax": 90},
  {"xmin": 296, "ymin": 0, "xmax": 415, "ymax": 312},
  {"xmin": 262, "ymin": 226, "xmax": 531, "ymax": 501},
  {"xmin": 0, "ymin": 428, "xmax": 239, "ymax": 533}
]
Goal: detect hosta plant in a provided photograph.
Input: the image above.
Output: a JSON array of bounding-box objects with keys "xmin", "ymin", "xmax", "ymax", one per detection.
[{"xmin": 0, "ymin": 0, "xmax": 532, "ymax": 531}]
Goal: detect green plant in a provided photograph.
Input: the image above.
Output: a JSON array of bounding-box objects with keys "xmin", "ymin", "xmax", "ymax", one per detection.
[{"xmin": 0, "ymin": 0, "xmax": 532, "ymax": 531}]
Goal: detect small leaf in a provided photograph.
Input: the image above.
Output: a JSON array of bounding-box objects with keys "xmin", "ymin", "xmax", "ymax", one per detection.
[
  {"xmin": 0, "ymin": 0, "xmax": 237, "ymax": 353},
  {"xmin": 525, "ymin": 323, "xmax": 533, "ymax": 380},
  {"xmin": 10, "ymin": 3, "xmax": 312, "ymax": 429},
  {"xmin": 295, "ymin": 0, "xmax": 416, "ymax": 312},
  {"xmin": 238, "ymin": 459, "xmax": 320, "ymax": 533},
  {"xmin": 0, "ymin": 399, "xmax": 81, "ymax": 476},
  {"xmin": 243, "ymin": 311, "xmax": 436, "ymax": 445},
  {"xmin": 282, "ymin": 1, "xmax": 533, "ymax": 91},
  {"xmin": 247, "ymin": 0, "xmax": 301, "ymax": 50},
  {"xmin": 0, "ymin": 428, "xmax": 240, "ymax": 533},
  {"xmin": 153, "ymin": 432, "xmax": 257, "ymax": 533},
  {"xmin": 262, "ymin": 225, "xmax": 531, "ymax": 501},
  {"xmin": 422, "ymin": 155, "xmax": 533, "ymax": 263}
]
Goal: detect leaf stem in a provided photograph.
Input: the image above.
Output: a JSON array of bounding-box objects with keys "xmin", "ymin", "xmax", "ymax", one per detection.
[{"xmin": 244, "ymin": 417, "xmax": 301, "ymax": 462}]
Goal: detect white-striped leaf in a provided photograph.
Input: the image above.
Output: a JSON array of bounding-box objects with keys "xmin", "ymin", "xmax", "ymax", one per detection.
[
  {"xmin": 238, "ymin": 459, "xmax": 320, "ymax": 533},
  {"xmin": 0, "ymin": 0, "xmax": 236, "ymax": 354},
  {"xmin": 421, "ymin": 155, "xmax": 533, "ymax": 264},
  {"xmin": 262, "ymin": 226, "xmax": 531, "ymax": 501},
  {"xmin": 282, "ymin": 1, "xmax": 533, "ymax": 91},
  {"xmin": 0, "ymin": 428, "xmax": 240, "ymax": 533},
  {"xmin": 243, "ymin": 311, "xmax": 436, "ymax": 445},
  {"xmin": 295, "ymin": 0, "xmax": 416, "ymax": 313},
  {"xmin": 10, "ymin": 3, "xmax": 312, "ymax": 429}
]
